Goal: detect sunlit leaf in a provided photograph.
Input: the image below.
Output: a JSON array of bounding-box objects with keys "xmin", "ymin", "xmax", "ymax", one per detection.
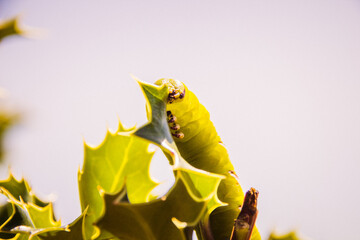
[
  {"xmin": 0, "ymin": 173, "xmax": 47, "ymax": 206},
  {"xmin": 0, "ymin": 173, "xmax": 55, "ymax": 239},
  {"xmin": 0, "ymin": 187, "xmax": 61, "ymax": 240},
  {"xmin": 78, "ymin": 122, "xmax": 159, "ymax": 239},
  {"xmin": 37, "ymin": 209, "xmax": 88, "ymax": 240}
]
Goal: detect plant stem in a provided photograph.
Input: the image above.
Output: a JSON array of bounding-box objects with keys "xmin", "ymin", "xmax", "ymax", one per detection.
[{"xmin": 230, "ymin": 188, "xmax": 259, "ymax": 240}]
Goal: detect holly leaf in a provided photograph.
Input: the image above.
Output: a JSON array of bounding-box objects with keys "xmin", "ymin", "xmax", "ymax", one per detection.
[
  {"xmin": 78, "ymin": 122, "xmax": 159, "ymax": 239},
  {"xmin": 132, "ymin": 78, "xmax": 173, "ymax": 145},
  {"xmin": 37, "ymin": 209, "xmax": 88, "ymax": 240},
  {"xmin": 0, "ymin": 174, "xmax": 55, "ymax": 239},
  {"xmin": 0, "ymin": 202, "xmax": 19, "ymax": 239},
  {"xmin": 0, "ymin": 17, "xmax": 23, "ymax": 42},
  {"xmin": 97, "ymin": 176, "xmax": 207, "ymax": 240},
  {"xmin": 0, "ymin": 187, "xmax": 61, "ymax": 240},
  {"xmin": 0, "ymin": 172, "xmax": 47, "ymax": 207}
]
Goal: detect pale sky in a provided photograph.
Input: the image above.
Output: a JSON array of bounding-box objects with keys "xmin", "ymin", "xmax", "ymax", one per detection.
[{"xmin": 1, "ymin": 1, "xmax": 360, "ymax": 239}]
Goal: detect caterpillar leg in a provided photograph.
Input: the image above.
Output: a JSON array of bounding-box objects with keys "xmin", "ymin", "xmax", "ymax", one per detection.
[{"xmin": 167, "ymin": 110, "xmax": 184, "ymax": 139}]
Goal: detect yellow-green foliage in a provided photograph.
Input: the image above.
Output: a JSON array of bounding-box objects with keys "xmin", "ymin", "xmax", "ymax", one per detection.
[
  {"xmin": 0, "ymin": 17, "xmax": 23, "ymax": 42},
  {"xmin": 0, "ymin": 78, "xmax": 305, "ymax": 240}
]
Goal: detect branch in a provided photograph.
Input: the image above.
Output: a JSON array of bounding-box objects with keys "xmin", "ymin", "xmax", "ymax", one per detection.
[{"xmin": 230, "ymin": 188, "xmax": 259, "ymax": 240}]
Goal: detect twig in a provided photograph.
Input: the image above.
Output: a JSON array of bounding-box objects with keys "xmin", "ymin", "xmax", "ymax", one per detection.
[{"xmin": 230, "ymin": 188, "xmax": 259, "ymax": 240}]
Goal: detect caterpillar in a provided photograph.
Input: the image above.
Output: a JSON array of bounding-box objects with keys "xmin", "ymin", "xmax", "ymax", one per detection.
[{"xmin": 155, "ymin": 79, "xmax": 261, "ymax": 240}]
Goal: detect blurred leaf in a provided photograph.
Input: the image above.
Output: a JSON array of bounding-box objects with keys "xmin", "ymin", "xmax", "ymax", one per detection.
[
  {"xmin": 0, "ymin": 111, "xmax": 20, "ymax": 163},
  {"xmin": 0, "ymin": 17, "xmax": 23, "ymax": 42},
  {"xmin": 268, "ymin": 231, "xmax": 302, "ymax": 240}
]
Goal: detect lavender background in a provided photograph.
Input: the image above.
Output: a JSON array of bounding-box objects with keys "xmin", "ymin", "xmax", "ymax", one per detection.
[{"xmin": 1, "ymin": 1, "xmax": 360, "ymax": 239}]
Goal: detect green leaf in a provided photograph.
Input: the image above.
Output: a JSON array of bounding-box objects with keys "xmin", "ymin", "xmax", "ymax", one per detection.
[
  {"xmin": 0, "ymin": 202, "xmax": 19, "ymax": 239},
  {"xmin": 37, "ymin": 209, "xmax": 88, "ymax": 240},
  {"xmin": 0, "ymin": 173, "xmax": 47, "ymax": 206},
  {"xmin": 0, "ymin": 111, "xmax": 20, "ymax": 163},
  {"xmin": 78, "ymin": 122, "xmax": 159, "ymax": 239},
  {"xmin": 97, "ymin": 176, "xmax": 208, "ymax": 240},
  {"xmin": 0, "ymin": 174, "xmax": 55, "ymax": 239},
  {"xmin": 0, "ymin": 187, "xmax": 61, "ymax": 240},
  {"xmin": 268, "ymin": 231, "xmax": 302, "ymax": 240},
  {"xmin": 132, "ymin": 78, "xmax": 173, "ymax": 146},
  {"xmin": 133, "ymin": 78, "xmax": 226, "ymax": 215},
  {"xmin": 0, "ymin": 17, "xmax": 23, "ymax": 42},
  {"xmin": 7, "ymin": 233, "xmax": 28, "ymax": 240}
]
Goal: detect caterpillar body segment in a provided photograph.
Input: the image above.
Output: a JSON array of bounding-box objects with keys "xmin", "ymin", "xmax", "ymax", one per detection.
[
  {"xmin": 155, "ymin": 79, "xmax": 260, "ymax": 240},
  {"xmin": 157, "ymin": 79, "xmax": 224, "ymax": 165}
]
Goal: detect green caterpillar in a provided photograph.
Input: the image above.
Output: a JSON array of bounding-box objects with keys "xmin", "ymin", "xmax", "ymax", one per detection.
[{"xmin": 155, "ymin": 79, "xmax": 261, "ymax": 240}]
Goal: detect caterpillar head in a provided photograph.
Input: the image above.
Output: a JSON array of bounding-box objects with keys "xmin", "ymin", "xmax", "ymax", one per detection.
[{"xmin": 155, "ymin": 78, "xmax": 185, "ymax": 104}]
